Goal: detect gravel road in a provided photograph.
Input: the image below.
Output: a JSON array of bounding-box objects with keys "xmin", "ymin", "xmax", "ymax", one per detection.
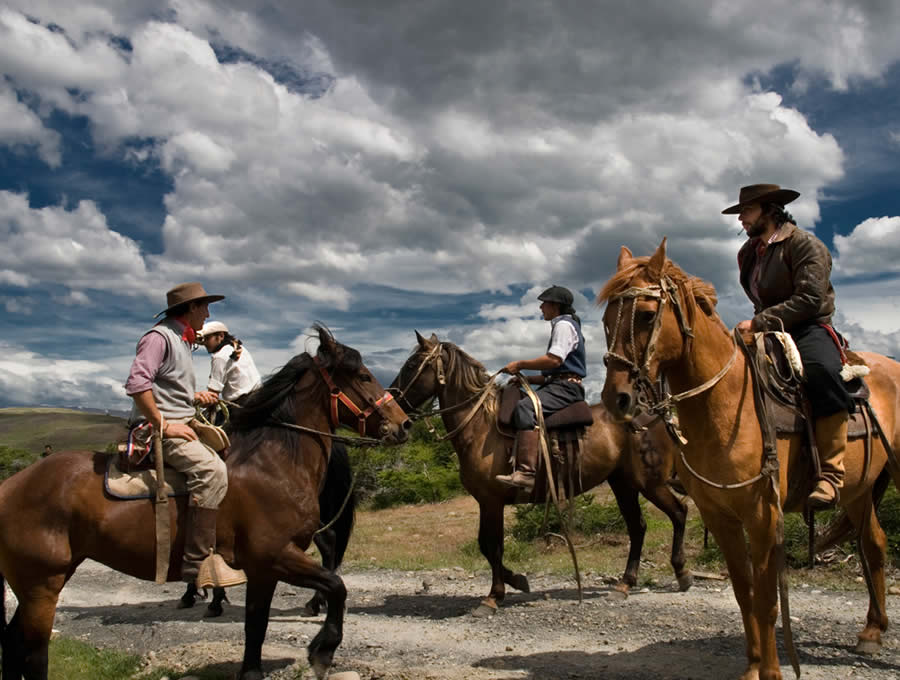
[{"xmin": 8, "ymin": 559, "xmax": 900, "ymax": 679}]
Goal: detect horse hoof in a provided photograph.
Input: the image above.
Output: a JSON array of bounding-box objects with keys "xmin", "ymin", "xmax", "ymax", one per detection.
[
  {"xmin": 471, "ymin": 599, "xmax": 498, "ymax": 618},
  {"xmin": 608, "ymin": 586, "xmax": 628, "ymax": 602},
  {"xmin": 239, "ymin": 672, "xmax": 264, "ymax": 680},
  {"xmin": 508, "ymin": 573, "xmax": 530, "ymax": 593},
  {"xmin": 176, "ymin": 596, "xmax": 195, "ymax": 610},
  {"xmin": 854, "ymin": 638, "xmax": 882, "ymax": 655},
  {"xmin": 676, "ymin": 572, "xmax": 694, "ymax": 592},
  {"xmin": 203, "ymin": 603, "xmax": 224, "ymax": 618},
  {"xmin": 310, "ymin": 659, "xmax": 330, "ymax": 680},
  {"xmin": 301, "ymin": 605, "xmax": 320, "ymax": 617}
]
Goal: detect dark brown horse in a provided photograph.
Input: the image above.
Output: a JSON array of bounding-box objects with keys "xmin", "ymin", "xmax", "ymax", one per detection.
[
  {"xmin": 599, "ymin": 241, "xmax": 900, "ymax": 679},
  {"xmin": 0, "ymin": 327, "xmax": 410, "ymax": 680},
  {"xmin": 390, "ymin": 332, "xmax": 691, "ymax": 614}
]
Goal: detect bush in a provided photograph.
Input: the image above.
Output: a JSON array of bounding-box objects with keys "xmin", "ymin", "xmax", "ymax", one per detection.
[
  {"xmin": 0, "ymin": 445, "xmax": 36, "ymax": 481},
  {"xmin": 347, "ymin": 419, "xmax": 464, "ymax": 509},
  {"xmin": 511, "ymin": 493, "xmax": 631, "ymax": 541}
]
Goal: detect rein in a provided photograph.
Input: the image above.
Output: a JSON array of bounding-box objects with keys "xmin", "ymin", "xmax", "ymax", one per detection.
[
  {"xmin": 604, "ymin": 275, "xmax": 736, "ymax": 444},
  {"xmin": 393, "ymin": 343, "xmax": 501, "ymax": 440}
]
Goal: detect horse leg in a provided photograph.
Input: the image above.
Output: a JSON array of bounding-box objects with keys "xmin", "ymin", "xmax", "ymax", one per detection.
[
  {"xmin": 703, "ymin": 511, "xmax": 763, "ymax": 680},
  {"xmin": 269, "ymin": 544, "xmax": 346, "ymax": 680},
  {"xmin": 640, "ymin": 481, "xmax": 691, "ymax": 591},
  {"xmin": 11, "ymin": 579, "xmax": 63, "ymax": 680},
  {"xmin": 239, "ymin": 577, "xmax": 277, "ymax": 680},
  {"xmin": 846, "ymin": 494, "xmax": 888, "ymax": 654},
  {"xmin": 2, "ymin": 609, "xmax": 25, "ymax": 680},
  {"xmin": 302, "ymin": 530, "xmax": 335, "ymax": 616},
  {"xmin": 745, "ymin": 502, "xmax": 782, "ymax": 680},
  {"xmin": 472, "ymin": 501, "xmax": 512, "ymax": 616},
  {"xmin": 205, "ymin": 587, "xmax": 227, "ymax": 618},
  {"xmin": 607, "ymin": 470, "xmax": 646, "ymax": 595}
]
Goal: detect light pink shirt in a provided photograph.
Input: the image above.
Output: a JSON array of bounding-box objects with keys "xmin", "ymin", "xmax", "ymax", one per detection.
[{"xmin": 124, "ymin": 319, "xmax": 189, "ymax": 395}]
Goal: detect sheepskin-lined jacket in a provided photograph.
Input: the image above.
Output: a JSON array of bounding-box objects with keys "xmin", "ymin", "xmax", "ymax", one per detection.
[{"xmin": 737, "ymin": 222, "xmax": 835, "ymax": 332}]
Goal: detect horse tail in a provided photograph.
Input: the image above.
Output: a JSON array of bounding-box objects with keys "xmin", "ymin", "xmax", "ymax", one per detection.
[{"xmin": 319, "ymin": 443, "xmax": 356, "ymax": 567}]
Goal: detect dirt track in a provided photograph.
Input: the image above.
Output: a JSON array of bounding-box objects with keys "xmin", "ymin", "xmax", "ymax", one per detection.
[{"xmin": 7, "ymin": 559, "xmax": 900, "ymax": 679}]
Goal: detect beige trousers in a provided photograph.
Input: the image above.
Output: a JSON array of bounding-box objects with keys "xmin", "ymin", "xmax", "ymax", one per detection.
[{"xmin": 163, "ymin": 417, "xmax": 228, "ymax": 508}]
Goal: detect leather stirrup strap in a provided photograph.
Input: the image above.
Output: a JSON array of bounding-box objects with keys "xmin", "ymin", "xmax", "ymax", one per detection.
[{"xmin": 154, "ymin": 428, "xmax": 170, "ymax": 584}]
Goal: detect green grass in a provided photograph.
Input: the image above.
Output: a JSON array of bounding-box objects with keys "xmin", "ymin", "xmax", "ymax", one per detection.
[{"xmin": 0, "ymin": 408, "xmax": 127, "ymax": 454}]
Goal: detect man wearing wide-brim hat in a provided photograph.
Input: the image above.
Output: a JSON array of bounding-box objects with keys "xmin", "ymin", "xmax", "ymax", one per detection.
[
  {"xmin": 124, "ymin": 282, "xmax": 246, "ymax": 588},
  {"xmin": 727, "ymin": 184, "xmax": 854, "ymax": 508}
]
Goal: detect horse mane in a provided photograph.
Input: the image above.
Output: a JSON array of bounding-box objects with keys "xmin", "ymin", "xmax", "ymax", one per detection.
[
  {"xmin": 228, "ymin": 325, "xmax": 363, "ymax": 458},
  {"xmin": 432, "ymin": 342, "xmax": 499, "ymax": 418},
  {"xmin": 597, "ymin": 254, "xmax": 729, "ymax": 335}
]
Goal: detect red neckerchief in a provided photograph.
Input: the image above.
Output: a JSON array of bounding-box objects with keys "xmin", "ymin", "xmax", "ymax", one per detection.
[{"xmin": 173, "ymin": 316, "xmax": 197, "ymax": 344}]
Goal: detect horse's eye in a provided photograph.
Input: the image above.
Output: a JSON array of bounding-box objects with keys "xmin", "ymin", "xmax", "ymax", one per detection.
[
  {"xmin": 636, "ymin": 309, "xmax": 656, "ymax": 324},
  {"xmin": 358, "ymin": 373, "xmax": 372, "ymax": 383}
]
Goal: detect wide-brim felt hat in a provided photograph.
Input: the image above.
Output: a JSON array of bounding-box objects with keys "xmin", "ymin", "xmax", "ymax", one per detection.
[
  {"xmin": 155, "ymin": 282, "xmax": 224, "ymax": 317},
  {"xmin": 722, "ymin": 184, "xmax": 800, "ymax": 214}
]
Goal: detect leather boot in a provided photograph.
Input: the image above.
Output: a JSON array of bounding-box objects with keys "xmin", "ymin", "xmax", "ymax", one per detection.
[
  {"xmin": 496, "ymin": 428, "xmax": 540, "ymax": 491},
  {"xmin": 182, "ymin": 505, "xmax": 247, "ymax": 588},
  {"xmin": 808, "ymin": 411, "xmax": 848, "ymax": 508}
]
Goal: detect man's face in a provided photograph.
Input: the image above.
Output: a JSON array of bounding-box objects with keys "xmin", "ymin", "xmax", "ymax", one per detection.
[
  {"xmin": 202, "ymin": 332, "xmax": 224, "ymax": 353},
  {"xmin": 540, "ymin": 300, "xmax": 560, "ymax": 320},
  {"xmin": 738, "ymin": 202, "xmax": 766, "ymax": 237},
  {"xmin": 186, "ymin": 302, "xmax": 210, "ymax": 331}
]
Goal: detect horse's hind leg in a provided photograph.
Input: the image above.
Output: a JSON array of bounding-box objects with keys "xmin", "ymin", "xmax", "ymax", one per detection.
[
  {"xmin": 8, "ymin": 580, "xmax": 63, "ymax": 680},
  {"xmin": 641, "ymin": 481, "xmax": 691, "ymax": 590},
  {"xmin": 302, "ymin": 530, "xmax": 335, "ymax": 616},
  {"xmin": 2, "ymin": 609, "xmax": 25, "ymax": 680},
  {"xmin": 270, "ymin": 544, "xmax": 346, "ymax": 680},
  {"xmin": 607, "ymin": 470, "xmax": 646, "ymax": 594},
  {"xmin": 846, "ymin": 494, "xmax": 888, "ymax": 654}
]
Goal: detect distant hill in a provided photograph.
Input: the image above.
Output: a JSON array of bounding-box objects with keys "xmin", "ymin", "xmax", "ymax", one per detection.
[{"xmin": 0, "ymin": 407, "xmax": 128, "ymax": 454}]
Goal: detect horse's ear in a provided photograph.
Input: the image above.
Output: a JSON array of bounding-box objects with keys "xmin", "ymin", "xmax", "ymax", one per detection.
[
  {"xmin": 617, "ymin": 246, "xmax": 634, "ymax": 270},
  {"xmin": 429, "ymin": 333, "xmax": 438, "ymax": 343},
  {"xmin": 317, "ymin": 326, "xmax": 337, "ymax": 356},
  {"xmin": 415, "ymin": 330, "xmax": 433, "ymax": 348},
  {"xmin": 647, "ymin": 237, "xmax": 668, "ymax": 280}
]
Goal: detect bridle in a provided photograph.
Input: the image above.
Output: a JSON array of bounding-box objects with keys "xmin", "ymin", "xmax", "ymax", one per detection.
[
  {"xmin": 390, "ymin": 341, "xmax": 446, "ymax": 411},
  {"xmin": 313, "ymin": 355, "xmax": 396, "ymax": 437},
  {"xmin": 604, "ymin": 274, "xmax": 736, "ymax": 441}
]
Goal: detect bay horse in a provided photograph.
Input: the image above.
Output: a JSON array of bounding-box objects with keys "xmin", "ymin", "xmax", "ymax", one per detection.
[
  {"xmin": 0, "ymin": 326, "xmax": 409, "ymax": 680},
  {"xmin": 599, "ymin": 239, "xmax": 900, "ymax": 680},
  {"xmin": 180, "ymin": 441, "xmax": 357, "ymax": 618},
  {"xmin": 391, "ymin": 331, "xmax": 692, "ymax": 615}
]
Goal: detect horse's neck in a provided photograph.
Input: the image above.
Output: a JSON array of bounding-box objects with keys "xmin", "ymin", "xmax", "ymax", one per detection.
[
  {"xmin": 665, "ymin": 316, "xmax": 752, "ymax": 449},
  {"xmin": 437, "ymin": 379, "xmax": 490, "ymax": 449}
]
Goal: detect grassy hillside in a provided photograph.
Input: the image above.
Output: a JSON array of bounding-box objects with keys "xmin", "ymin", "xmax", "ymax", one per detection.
[{"xmin": 0, "ymin": 407, "xmax": 127, "ymax": 454}]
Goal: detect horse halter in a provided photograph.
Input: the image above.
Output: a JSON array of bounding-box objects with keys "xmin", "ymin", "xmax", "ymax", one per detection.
[
  {"xmin": 313, "ymin": 356, "xmax": 395, "ymax": 436},
  {"xmin": 604, "ymin": 274, "xmax": 735, "ymax": 439},
  {"xmin": 390, "ymin": 342, "xmax": 446, "ymax": 412}
]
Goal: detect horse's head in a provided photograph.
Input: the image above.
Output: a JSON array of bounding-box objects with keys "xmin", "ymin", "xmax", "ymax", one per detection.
[
  {"xmin": 314, "ymin": 326, "xmax": 411, "ymax": 444},
  {"xmin": 390, "ymin": 331, "xmax": 448, "ymax": 414},
  {"xmin": 599, "ymin": 238, "xmax": 713, "ymax": 421}
]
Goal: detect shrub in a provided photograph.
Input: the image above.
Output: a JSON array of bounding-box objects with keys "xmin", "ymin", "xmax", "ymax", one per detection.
[
  {"xmin": 0, "ymin": 445, "xmax": 35, "ymax": 481},
  {"xmin": 511, "ymin": 493, "xmax": 630, "ymax": 541},
  {"xmin": 347, "ymin": 419, "xmax": 463, "ymax": 508}
]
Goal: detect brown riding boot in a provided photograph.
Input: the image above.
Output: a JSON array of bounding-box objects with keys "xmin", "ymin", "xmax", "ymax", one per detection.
[
  {"xmin": 808, "ymin": 411, "xmax": 848, "ymax": 508},
  {"xmin": 182, "ymin": 505, "xmax": 247, "ymax": 588},
  {"xmin": 496, "ymin": 428, "xmax": 540, "ymax": 491}
]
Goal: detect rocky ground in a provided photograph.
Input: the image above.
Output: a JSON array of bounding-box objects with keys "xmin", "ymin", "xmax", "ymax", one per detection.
[{"xmin": 7, "ymin": 560, "xmax": 900, "ymax": 679}]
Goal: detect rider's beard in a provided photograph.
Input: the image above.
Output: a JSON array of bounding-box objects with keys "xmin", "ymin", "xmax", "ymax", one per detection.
[{"xmin": 745, "ymin": 215, "xmax": 767, "ymax": 238}]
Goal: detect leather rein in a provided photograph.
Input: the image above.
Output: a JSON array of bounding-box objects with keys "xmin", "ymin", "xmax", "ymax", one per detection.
[
  {"xmin": 604, "ymin": 275, "xmax": 737, "ymax": 445},
  {"xmin": 313, "ymin": 355, "xmax": 396, "ymax": 437}
]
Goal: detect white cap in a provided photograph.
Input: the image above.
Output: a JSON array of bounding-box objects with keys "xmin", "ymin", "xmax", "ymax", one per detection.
[{"xmin": 199, "ymin": 321, "xmax": 229, "ymax": 340}]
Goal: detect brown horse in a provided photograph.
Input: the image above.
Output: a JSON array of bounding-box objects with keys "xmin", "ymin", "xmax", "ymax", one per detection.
[
  {"xmin": 0, "ymin": 327, "xmax": 410, "ymax": 680},
  {"xmin": 391, "ymin": 331, "xmax": 692, "ymax": 614},
  {"xmin": 599, "ymin": 240, "xmax": 900, "ymax": 680}
]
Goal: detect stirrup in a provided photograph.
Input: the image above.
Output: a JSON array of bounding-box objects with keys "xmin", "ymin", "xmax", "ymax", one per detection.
[{"xmin": 196, "ymin": 550, "xmax": 247, "ymax": 588}]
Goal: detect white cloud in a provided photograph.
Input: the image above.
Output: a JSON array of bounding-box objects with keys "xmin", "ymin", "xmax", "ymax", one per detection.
[
  {"xmin": 0, "ymin": 82, "xmax": 61, "ymax": 166},
  {"xmin": 833, "ymin": 216, "xmax": 900, "ymax": 277}
]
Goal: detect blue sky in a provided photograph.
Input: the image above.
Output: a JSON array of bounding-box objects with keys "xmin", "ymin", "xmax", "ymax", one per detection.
[{"xmin": 1, "ymin": 1, "xmax": 899, "ymax": 411}]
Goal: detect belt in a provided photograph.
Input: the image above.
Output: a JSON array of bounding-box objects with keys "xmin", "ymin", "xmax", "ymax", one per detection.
[{"xmin": 547, "ymin": 373, "xmax": 583, "ymax": 384}]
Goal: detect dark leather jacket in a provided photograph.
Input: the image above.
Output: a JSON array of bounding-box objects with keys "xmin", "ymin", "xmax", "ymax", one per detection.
[{"xmin": 737, "ymin": 222, "xmax": 835, "ymax": 332}]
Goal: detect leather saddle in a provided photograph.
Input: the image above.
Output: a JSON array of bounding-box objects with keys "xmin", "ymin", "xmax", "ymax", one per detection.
[{"xmin": 497, "ymin": 383, "xmax": 594, "ymax": 432}]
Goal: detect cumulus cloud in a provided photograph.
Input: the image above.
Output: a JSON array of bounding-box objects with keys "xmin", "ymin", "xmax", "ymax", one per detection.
[
  {"xmin": 2, "ymin": 1, "xmax": 900, "ymax": 407},
  {"xmin": 833, "ymin": 216, "xmax": 900, "ymax": 277}
]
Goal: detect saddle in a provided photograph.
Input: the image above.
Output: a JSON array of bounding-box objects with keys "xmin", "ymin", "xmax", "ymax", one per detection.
[
  {"xmin": 747, "ymin": 331, "xmax": 872, "ymax": 510},
  {"xmin": 497, "ymin": 383, "xmax": 594, "ymax": 504}
]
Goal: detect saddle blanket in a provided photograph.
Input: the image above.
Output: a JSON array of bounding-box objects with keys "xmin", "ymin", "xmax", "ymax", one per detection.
[{"xmin": 104, "ymin": 455, "xmax": 188, "ymax": 500}]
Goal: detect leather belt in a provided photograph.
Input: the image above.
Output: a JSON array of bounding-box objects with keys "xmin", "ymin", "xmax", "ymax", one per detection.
[{"xmin": 547, "ymin": 373, "xmax": 583, "ymax": 384}]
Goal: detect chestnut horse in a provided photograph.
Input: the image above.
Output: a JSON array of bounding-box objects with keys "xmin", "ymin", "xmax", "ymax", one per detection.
[
  {"xmin": 599, "ymin": 240, "xmax": 900, "ymax": 680},
  {"xmin": 391, "ymin": 331, "xmax": 691, "ymax": 615},
  {"xmin": 0, "ymin": 327, "xmax": 409, "ymax": 680}
]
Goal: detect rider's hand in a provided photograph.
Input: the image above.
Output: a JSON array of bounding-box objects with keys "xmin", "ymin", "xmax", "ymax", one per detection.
[
  {"xmin": 736, "ymin": 320, "xmax": 753, "ymax": 333},
  {"xmin": 164, "ymin": 421, "xmax": 198, "ymax": 441},
  {"xmin": 194, "ymin": 391, "xmax": 218, "ymax": 405},
  {"xmin": 502, "ymin": 360, "xmax": 520, "ymax": 375}
]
